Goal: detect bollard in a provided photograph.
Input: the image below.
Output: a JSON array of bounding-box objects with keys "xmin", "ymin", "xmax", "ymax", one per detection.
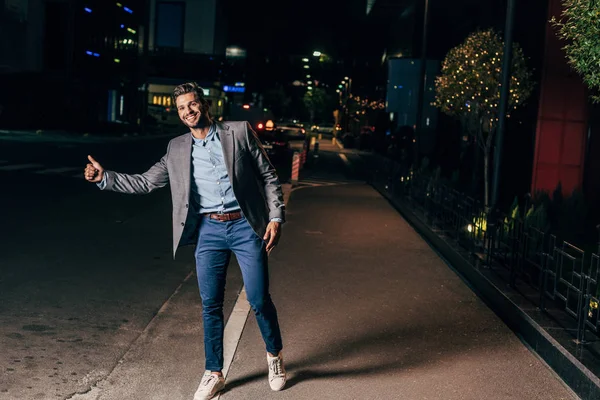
[
  {"xmin": 291, "ymin": 151, "xmax": 300, "ymax": 186},
  {"xmin": 300, "ymin": 140, "xmax": 308, "ymax": 167},
  {"xmin": 310, "ymin": 136, "xmax": 316, "ymax": 146},
  {"xmin": 332, "ymin": 137, "xmax": 336, "ymax": 145},
  {"xmin": 318, "ymin": 133, "xmax": 322, "ymax": 140}
]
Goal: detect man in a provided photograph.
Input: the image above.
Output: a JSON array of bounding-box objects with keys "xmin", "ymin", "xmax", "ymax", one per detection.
[{"xmin": 84, "ymin": 82, "xmax": 287, "ymax": 400}]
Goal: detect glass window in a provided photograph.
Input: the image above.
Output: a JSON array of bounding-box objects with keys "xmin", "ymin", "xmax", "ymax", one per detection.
[{"xmin": 155, "ymin": 2, "xmax": 184, "ymax": 50}]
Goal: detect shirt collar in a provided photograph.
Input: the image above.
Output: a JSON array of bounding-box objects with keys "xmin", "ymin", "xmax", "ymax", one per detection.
[{"xmin": 191, "ymin": 124, "xmax": 216, "ymax": 145}]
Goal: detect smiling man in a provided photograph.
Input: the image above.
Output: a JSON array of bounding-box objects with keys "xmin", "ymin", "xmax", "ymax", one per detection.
[{"xmin": 84, "ymin": 82, "xmax": 287, "ymax": 399}]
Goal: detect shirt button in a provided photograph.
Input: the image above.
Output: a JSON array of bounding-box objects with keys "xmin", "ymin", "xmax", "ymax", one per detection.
[
  {"xmin": 185, "ymin": 204, "xmax": 189, "ymax": 208},
  {"xmin": 217, "ymin": 181, "xmax": 220, "ymax": 185},
  {"xmin": 181, "ymin": 222, "xmax": 185, "ymax": 226},
  {"xmin": 213, "ymin": 165, "xmax": 216, "ymax": 168}
]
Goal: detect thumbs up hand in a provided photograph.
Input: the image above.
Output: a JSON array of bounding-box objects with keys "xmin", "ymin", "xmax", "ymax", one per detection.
[{"xmin": 84, "ymin": 155, "xmax": 105, "ymax": 183}]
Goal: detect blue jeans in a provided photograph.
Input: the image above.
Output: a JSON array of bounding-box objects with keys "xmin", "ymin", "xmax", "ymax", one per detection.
[{"xmin": 194, "ymin": 215, "xmax": 283, "ymax": 371}]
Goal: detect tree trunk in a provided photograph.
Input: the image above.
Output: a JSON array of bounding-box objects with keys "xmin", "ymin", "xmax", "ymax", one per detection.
[
  {"xmin": 484, "ymin": 148, "xmax": 490, "ymax": 209},
  {"xmin": 471, "ymin": 137, "xmax": 480, "ymax": 195}
]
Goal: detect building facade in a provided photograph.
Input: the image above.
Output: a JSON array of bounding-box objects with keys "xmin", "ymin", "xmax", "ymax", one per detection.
[{"xmin": 0, "ymin": 0, "xmax": 228, "ymax": 132}]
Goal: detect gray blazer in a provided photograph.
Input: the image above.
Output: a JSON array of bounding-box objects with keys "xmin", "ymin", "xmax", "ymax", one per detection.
[{"xmin": 101, "ymin": 121, "xmax": 285, "ymax": 258}]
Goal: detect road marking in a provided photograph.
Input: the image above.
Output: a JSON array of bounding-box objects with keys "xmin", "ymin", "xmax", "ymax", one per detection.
[
  {"xmin": 339, "ymin": 153, "xmax": 351, "ymax": 166},
  {"xmin": 299, "ymin": 177, "xmax": 364, "ymax": 187},
  {"xmin": 0, "ymin": 163, "xmax": 44, "ymax": 171},
  {"xmin": 220, "ymin": 289, "xmax": 251, "ymax": 375},
  {"xmin": 34, "ymin": 166, "xmax": 81, "ymax": 174}
]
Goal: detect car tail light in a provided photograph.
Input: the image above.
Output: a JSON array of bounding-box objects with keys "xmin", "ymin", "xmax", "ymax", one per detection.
[{"xmin": 257, "ymin": 123, "xmax": 264, "ymax": 130}]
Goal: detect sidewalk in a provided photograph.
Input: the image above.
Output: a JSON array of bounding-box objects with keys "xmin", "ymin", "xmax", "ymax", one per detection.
[
  {"xmin": 221, "ymin": 156, "xmax": 575, "ymax": 400},
  {"xmin": 72, "ymin": 148, "xmax": 576, "ymax": 400}
]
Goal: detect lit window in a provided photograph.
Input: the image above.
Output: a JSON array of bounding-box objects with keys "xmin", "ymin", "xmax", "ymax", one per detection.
[{"xmin": 153, "ymin": 96, "xmax": 158, "ymax": 104}]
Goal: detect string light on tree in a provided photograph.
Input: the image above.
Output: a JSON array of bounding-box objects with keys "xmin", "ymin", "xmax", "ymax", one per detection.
[{"xmin": 433, "ymin": 29, "xmax": 533, "ymax": 207}]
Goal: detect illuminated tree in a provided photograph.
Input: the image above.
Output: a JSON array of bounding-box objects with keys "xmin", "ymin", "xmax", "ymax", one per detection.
[
  {"xmin": 434, "ymin": 29, "xmax": 533, "ymax": 208},
  {"xmin": 303, "ymin": 88, "xmax": 333, "ymax": 123},
  {"xmin": 264, "ymin": 87, "xmax": 291, "ymax": 119},
  {"xmin": 551, "ymin": 0, "xmax": 600, "ymax": 102}
]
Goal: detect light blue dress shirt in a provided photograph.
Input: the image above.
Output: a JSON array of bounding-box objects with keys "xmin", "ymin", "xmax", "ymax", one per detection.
[{"xmin": 191, "ymin": 124, "xmax": 240, "ymax": 214}]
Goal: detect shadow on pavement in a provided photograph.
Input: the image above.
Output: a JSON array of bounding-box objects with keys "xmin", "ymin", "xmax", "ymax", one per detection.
[{"xmin": 222, "ymin": 320, "xmax": 508, "ymax": 392}]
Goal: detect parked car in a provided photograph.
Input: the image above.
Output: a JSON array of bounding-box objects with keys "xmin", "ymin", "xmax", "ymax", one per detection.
[
  {"xmin": 282, "ymin": 127, "xmax": 306, "ymax": 139},
  {"xmin": 278, "ymin": 121, "xmax": 306, "ymax": 138},
  {"xmin": 258, "ymin": 128, "xmax": 292, "ymax": 162},
  {"xmin": 147, "ymin": 104, "xmax": 179, "ymax": 125}
]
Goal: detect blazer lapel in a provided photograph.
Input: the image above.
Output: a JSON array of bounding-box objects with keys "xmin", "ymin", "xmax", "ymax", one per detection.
[
  {"xmin": 180, "ymin": 133, "xmax": 192, "ymax": 201},
  {"xmin": 217, "ymin": 123, "xmax": 234, "ymax": 181}
]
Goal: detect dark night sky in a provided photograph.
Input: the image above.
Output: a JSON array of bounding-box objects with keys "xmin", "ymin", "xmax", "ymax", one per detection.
[{"xmin": 224, "ymin": 0, "xmax": 354, "ymax": 56}]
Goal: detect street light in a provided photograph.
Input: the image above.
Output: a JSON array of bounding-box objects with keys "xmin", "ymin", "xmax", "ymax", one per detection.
[
  {"xmin": 341, "ymin": 77, "xmax": 352, "ymax": 135},
  {"xmin": 313, "ymin": 51, "xmax": 321, "ymax": 57},
  {"xmin": 302, "ymin": 58, "xmax": 309, "ymax": 62},
  {"xmin": 303, "ymin": 65, "xmax": 310, "ymax": 69}
]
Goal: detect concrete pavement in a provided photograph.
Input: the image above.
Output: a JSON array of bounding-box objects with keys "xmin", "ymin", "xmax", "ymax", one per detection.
[{"xmin": 220, "ymin": 151, "xmax": 575, "ymax": 400}]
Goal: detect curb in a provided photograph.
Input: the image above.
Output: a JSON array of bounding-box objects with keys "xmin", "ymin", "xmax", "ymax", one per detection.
[
  {"xmin": 373, "ymin": 185, "xmax": 600, "ymax": 400},
  {"xmin": 332, "ymin": 137, "xmax": 344, "ymax": 150}
]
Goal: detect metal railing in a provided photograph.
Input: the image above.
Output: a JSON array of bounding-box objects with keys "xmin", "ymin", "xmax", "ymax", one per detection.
[{"xmin": 369, "ymin": 154, "xmax": 600, "ymax": 345}]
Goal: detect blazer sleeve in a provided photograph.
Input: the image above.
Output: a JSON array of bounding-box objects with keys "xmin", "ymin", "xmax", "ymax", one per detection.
[
  {"xmin": 244, "ymin": 122, "xmax": 286, "ymax": 222},
  {"xmin": 102, "ymin": 143, "xmax": 170, "ymax": 194}
]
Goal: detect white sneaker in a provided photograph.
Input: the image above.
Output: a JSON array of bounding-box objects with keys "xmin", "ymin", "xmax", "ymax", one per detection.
[
  {"xmin": 267, "ymin": 353, "xmax": 287, "ymax": 391},
  {"xmin": 194, "ymin": 371, "xmax": 225, "ymax": 400}
]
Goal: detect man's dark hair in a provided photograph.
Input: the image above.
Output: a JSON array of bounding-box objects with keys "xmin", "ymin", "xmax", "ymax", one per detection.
[{"xmin": 172, "ymin": 82, "xmax": 209, "ymax": 112}]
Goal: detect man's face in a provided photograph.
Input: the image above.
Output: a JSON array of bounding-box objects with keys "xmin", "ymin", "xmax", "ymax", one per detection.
[{"xmin": 176, "ymin": 93, "xmax": 207, "ymax": 128}]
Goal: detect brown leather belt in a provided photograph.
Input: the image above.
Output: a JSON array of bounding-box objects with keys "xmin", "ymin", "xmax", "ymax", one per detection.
[{"xmin": 204, "ymin": 211, "xmax": 243, "ymax": 222}]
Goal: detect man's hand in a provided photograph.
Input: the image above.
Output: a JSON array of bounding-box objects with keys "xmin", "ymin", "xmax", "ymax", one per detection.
[
  {"xmin": 84, "ymin": 155, "xmax": 104, "ymax": 183},
  {"xmin": 263, "ymin": 221, "xmax": 282, "ymax": 255}
]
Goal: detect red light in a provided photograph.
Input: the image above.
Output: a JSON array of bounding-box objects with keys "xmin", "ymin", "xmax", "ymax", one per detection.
[
  {"xmin": 165, "ymin": 107, "xmax": 170, "ymax": 112},
  {"xmin": 257, "ymin": 123, "xmax": 264, "ymax": 129},
  {"xmin": 242, "ymin": 104, "xmax": 250, "ymax": 109}
]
